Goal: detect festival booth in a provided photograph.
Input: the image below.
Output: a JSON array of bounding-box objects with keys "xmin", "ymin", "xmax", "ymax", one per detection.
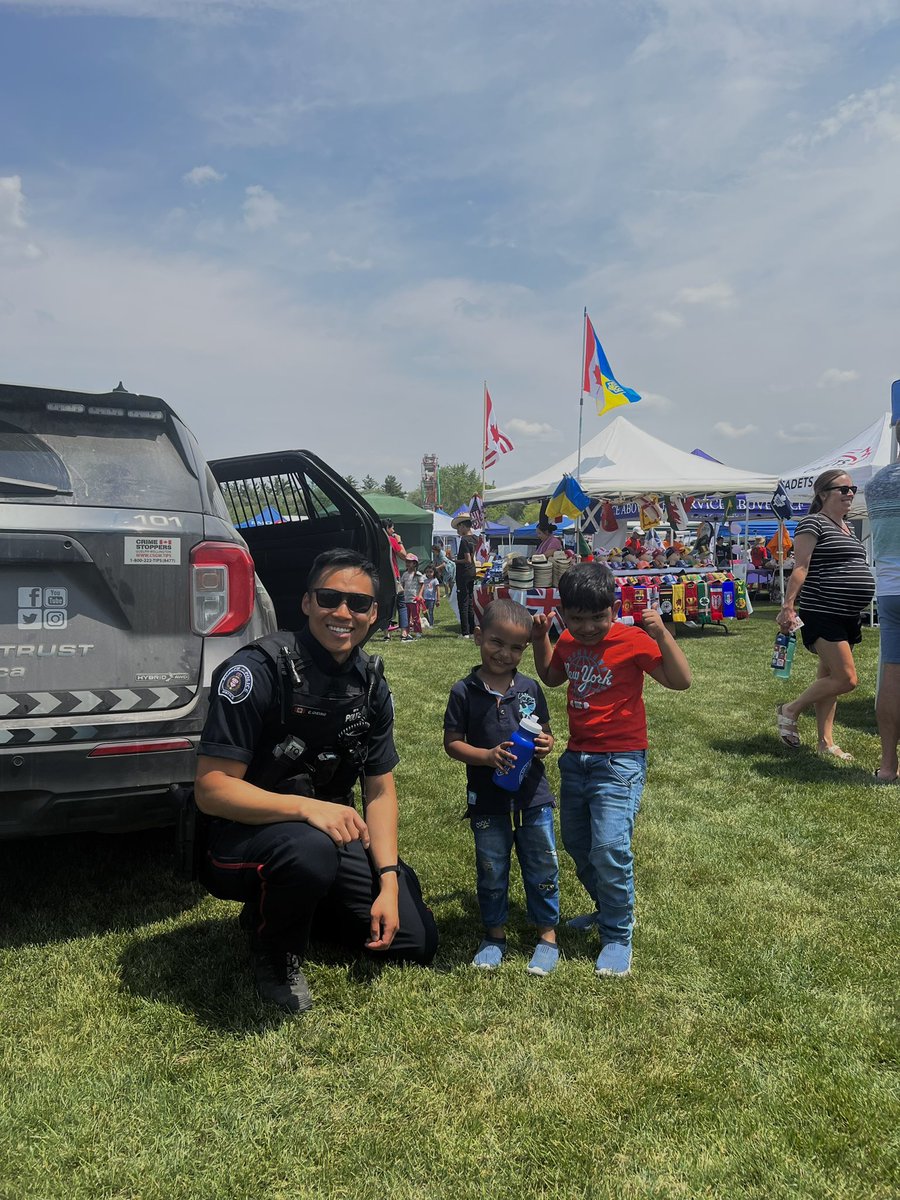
[
  {"xmin": 431, "ymin": 508, "xmax": 458, "ymax": 555},
  {"xmin": 481, "ymin": 416, "xmax": 780, "ymax": 632},
  {"xmin": 774, "ymin": 412, "xmax": 891, "ymax": 520},
  {"xmin": 360, "ymin": 494, "xmax": 434, "ymax": 562},
  {"xmin": 750, "ymin": 412, "xmax": 892, "ymax": 612}
]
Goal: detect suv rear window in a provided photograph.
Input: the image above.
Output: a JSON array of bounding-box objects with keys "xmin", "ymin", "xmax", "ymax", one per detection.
[{"xmin": 0, "ymin": 405, "xmax": 200, "ymax": 510}]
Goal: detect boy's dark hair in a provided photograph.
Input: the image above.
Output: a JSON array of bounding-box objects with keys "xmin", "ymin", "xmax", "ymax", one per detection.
[
  {"xmin": 558, "ymin": 562, "xmax": 616, "ymax": 612},
  {"xmin": 306, "ymin": 548, "xmax": 380, "ymax": 593},
  {"xmin": 480, "ymin": 597, "xmax": 534, "ymax": 635}
]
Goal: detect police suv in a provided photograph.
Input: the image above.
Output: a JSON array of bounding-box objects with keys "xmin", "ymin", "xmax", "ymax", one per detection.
[{"xmin": 0, "ymin": 382, "xmax": 391, "ymax": 836}]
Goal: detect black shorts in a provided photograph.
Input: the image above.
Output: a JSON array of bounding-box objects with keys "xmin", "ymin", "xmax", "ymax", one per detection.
[{"xmin": 798, "ymin": 609, "xmax": 863, "ymax": 652}]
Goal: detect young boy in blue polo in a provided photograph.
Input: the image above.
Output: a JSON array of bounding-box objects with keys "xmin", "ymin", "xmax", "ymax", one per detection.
[
  {"xmin": 532, "ymin": 563, "xmax": 691, "ymax": 977},
  {"xmin": 444, "ymin": 599, "xmax": 560, "ymax": 975}
]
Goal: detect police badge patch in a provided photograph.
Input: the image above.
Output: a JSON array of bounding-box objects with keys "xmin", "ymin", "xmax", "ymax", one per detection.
[{"xmin": 218, "ymin": 664, "xmax": 253, "ymax": 704}]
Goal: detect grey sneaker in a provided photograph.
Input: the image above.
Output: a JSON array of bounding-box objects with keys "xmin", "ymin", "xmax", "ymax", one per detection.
[{"xmin": 251, "ymin": 945, "xmax": 313, "ymax": 1012}]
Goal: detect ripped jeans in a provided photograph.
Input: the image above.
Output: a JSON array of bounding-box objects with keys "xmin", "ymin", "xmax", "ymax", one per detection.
[{"xmin": 470, "ymin": 804, "xmax": 559, "ymax": 929}]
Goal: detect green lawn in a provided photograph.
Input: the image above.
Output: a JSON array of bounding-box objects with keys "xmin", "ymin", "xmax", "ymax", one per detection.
[{"xmin": 1, "ymin": 605, "xmax": 898, "ymax": 1200}]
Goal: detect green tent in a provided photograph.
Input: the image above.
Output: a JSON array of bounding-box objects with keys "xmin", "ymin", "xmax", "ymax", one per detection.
[{"xmin": 361, "ymin": 494, "xmax": 434, "ymax": 563}]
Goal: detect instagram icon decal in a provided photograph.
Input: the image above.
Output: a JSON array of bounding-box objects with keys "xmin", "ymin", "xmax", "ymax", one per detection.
[{"xmin": 18, "ymin": 586, "xmax": 69, "ymax": 631}]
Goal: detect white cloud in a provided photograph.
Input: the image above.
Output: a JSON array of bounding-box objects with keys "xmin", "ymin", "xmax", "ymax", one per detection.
[
  {"xmin": 507, "ymin": 418, "xmax": 556, "ymax": 437},
  {"xmin": 817, "ymin": 367, "xmax": 859, "ymax": 388},
  {"xmin": 675, "ymin": 283, "xmax": 736, "ymax": 308},
  {"xmin": 183, "ymin": 164, "xmax": 225, "ymax": 186},
  {"xmin": 653, "ymin": 309, "xmax": 684, "ymax": 330},
  {"xmin": 714, "ymin": 421, "xmax": 758, "ymax": 438},
  {"xmin": 242, "ymin": 185, "xmax": 282, "ymax": 231},
  {"xmin": 777, "ymin": 423, "xmax": 829, "ymax": 443},
  {"xmin": 636, "ymin": 392, "xmax": 673, "ymax": 413},
  {"xmin": 810, "ymin": 83, "xmax": 900, "ymax": 145},
  {"xmin": 0, "ymin": 174, "xmax": 42, "ymax": 261},
  {"xmin": 0, "ymin": 175, "xmax": 26, "ymax": 230},
  {"xmin": 327, "ymin": 251, "xmax": 373, "ymax": 271}
]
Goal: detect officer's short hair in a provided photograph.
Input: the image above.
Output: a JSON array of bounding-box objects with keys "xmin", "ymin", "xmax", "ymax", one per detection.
[
  {"xmin": 307, "ymin": 549, "xmax": 380, "ymax": 594},
  {"xmin": 480, "ymin": 597, "xmax": 533, "ymax": 636}
]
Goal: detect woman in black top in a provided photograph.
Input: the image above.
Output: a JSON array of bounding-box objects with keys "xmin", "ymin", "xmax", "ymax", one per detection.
[
  {"xmin": 776, "ymin": 470, "xmax": 875, "ymax": 758},
  {"xmin": 453, "ymin": 513, "xmax": 478, "ymax": 638}
]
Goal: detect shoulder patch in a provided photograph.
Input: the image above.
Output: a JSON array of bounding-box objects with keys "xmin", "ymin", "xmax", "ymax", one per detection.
[{"xmin": 218, "ymin": 664, "xmax": 254, "ymax": 705}]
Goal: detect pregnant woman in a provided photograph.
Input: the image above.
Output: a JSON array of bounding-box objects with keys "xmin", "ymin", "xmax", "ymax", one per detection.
[{"xmin": 775, "ymin": 470, "xmax": 875, "ymax": 759}]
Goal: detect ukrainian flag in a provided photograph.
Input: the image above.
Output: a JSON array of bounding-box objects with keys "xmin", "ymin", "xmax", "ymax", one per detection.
[
  {"xmin": 549, "ymin": 474, "xmax": 591, "ymax": 521},
  {"xmin": 583, "ymin": 311, "xmax": 641, "ymax": 418}
]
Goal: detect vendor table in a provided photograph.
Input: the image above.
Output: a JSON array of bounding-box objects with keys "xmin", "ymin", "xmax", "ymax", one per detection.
[{"xmin": 474, "ymin": 571, "xmax": 743, "ymax": 634}]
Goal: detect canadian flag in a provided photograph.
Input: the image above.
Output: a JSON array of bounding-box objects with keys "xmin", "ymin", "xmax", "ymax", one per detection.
[{"xmin": 483, "ymin": 385, "xmax": 515, "ymax": 471}]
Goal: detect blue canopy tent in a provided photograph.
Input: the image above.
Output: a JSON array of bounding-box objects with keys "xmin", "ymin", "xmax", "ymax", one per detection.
[
  {"xmin": 514, "ymin": 516, "xmax": 577, "ymax": 538},
  {"xmin": 237, "ymin": 505, "xmax": 285, "ymax": 527}
]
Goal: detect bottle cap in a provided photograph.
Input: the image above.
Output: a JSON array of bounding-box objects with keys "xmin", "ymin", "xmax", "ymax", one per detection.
[{"xmin": 519, "ymin": 715, "xmax": 543, "ymax": 736}]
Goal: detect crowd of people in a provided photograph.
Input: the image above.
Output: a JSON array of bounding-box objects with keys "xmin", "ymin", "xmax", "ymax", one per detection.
[{"xmin": 187, "ymin": 460, "xmax": 895, "ymax": 1013}]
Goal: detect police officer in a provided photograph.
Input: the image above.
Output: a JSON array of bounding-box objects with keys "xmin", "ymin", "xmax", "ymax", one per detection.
[{"xmin": 194, "ymin": 548, "xmax": 438, "ymax": 1013}]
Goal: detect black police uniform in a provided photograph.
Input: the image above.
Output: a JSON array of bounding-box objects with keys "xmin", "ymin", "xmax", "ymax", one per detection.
[{"xmin": 198, "ymin": 626, "xmax": 437, "ymax": 964}]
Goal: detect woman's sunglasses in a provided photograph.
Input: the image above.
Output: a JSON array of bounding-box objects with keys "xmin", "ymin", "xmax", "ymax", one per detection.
[
  {"xmin": 826, "ymin": 485, "xmax": 858, "ymax": 496},
  {"xmin": 312, "ymin": 588, "xmax": 376, "ymax": 614}
]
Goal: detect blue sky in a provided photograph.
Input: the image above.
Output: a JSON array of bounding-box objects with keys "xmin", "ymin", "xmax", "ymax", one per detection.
[{"xmin": 2, "ymin": 0, "xmax": 899, "ymax": 494}]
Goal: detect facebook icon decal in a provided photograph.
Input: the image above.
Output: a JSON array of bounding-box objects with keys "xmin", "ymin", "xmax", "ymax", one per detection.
[{"xmin": 18, "ymin": 586, "xmax": 44, "ymax": 609}]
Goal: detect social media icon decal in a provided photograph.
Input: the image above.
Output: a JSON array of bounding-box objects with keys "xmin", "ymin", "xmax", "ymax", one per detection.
[
  {"xmin": 18, "ymin": 587, "xmax": 43, "ymax": 608},
  {"xmin": 16, "ymin": 583, "xmax": 70, "ymax": 630}
]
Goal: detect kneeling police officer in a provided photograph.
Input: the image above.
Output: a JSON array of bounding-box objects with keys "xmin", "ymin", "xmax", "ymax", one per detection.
[{"xmin": 195, "ymin": 548, "xmax": 438, "ymax": 1012}]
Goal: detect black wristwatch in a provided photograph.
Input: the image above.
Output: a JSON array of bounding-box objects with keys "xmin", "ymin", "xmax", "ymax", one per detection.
[{"xmin": 377, "ymin": 864, "xmax": 401, "ymax": 877}]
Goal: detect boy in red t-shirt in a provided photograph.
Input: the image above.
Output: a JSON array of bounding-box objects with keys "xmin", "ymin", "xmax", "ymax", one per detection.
[{"xmin": 532, "ymin": 563, "xmax": 691, "ymax": 976}]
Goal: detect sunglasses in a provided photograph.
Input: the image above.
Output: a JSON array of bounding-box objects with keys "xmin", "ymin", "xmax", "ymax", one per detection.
[
  {"xmin": 312, "ymin": 588, "xmax": 376, "ymax": 614},
  {"xmin": 826, "ymin": 484, "xmax": 858, "ymax": 496}
]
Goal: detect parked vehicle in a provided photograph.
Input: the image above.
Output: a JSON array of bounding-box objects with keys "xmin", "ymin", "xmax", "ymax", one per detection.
[{"xmin": 0, "ymin": 382, "xmax": 390, "ymax": 837}]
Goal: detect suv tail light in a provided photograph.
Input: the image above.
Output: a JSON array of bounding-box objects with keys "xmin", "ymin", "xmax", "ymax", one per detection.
[{"xmin": 190, "ymin": 542, "xmax": 255, "ymax": 635}]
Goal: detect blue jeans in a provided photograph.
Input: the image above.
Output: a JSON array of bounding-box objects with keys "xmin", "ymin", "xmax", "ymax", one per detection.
[
  {"xmin": 558, "ymin": 750, "xmax": 647, "ymax": 946},
  {"xmin": 471, "ymin": 804, "xmax": 559, "ymax": 930},
  {"xmin": 396, "ymin": 593, "xmax": 408, "ymax": 632}
]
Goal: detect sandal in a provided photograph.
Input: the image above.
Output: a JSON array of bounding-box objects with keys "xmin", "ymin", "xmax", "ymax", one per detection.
[
  {"xmin": 776, "ymin": 704, "xmax": 800, "ymax": 749},
  {"xmin": 818, "ymin": 745, "xmax": 853, "ymax": 762},
  {"xmin": 872, "ymin": 768, "xmax": 899, "ymax": 784}
]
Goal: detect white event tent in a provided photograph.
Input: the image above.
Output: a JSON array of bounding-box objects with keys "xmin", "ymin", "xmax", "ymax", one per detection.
[
  {"xmin": 486, "ymin": 416, "xmax": 780, "ymax": 505},
  {"xmin": 776, "ymin": 412, "xmax": 892, "ymax": 519}
]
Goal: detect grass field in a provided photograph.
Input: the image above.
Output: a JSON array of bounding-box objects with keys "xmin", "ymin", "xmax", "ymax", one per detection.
[{"xmin": 1, "ymin": 604, "xmax": 898, "ymax": 1200}]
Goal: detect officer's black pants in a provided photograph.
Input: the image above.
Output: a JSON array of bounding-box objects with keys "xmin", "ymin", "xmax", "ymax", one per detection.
[{"xmin": 202, "ymin": 819, "xmax": 438, "ymax": 965}]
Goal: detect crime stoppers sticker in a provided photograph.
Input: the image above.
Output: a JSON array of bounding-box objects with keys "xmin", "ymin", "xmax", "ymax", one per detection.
[{"xmin": 124, "ymin": 537, "xmax": 182, "ymax": 565}]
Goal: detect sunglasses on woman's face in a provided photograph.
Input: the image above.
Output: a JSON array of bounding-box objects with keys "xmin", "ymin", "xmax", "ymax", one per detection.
[
  {"xmin": 312, "ymin": 588, "xmax": 375, "ymax": 614},
  {"xmin": 826, "ymin": 485, "xmax": 858, "ymax": 495}
]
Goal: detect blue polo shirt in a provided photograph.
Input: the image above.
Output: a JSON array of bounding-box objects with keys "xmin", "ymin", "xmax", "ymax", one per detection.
[{"xmin": 444, "ymin": 668, "xmax": 555, "ymax": 816}]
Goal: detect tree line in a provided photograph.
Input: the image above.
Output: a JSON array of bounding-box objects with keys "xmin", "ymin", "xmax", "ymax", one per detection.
[{"xmin": 343, "ymin": 463, "xmax": 539, "ymax": 521}]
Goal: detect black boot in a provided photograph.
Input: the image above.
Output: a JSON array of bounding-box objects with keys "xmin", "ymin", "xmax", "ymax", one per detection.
[{"xmin": 250, "ymin": 943, "xmax": 313, "ymax": 1013}]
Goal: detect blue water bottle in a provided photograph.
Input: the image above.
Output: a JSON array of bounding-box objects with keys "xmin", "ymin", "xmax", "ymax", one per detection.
[
  {"xmin": 771, "ymin": 631, "xmax": 796, "ymax": 679},
  {"xmin": 493, "ymin": 715, "xmax": 543, "ymax": 793}
]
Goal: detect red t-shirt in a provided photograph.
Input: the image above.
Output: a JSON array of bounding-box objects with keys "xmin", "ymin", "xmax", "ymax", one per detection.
[{"xmin": 550, "ymin": 624, "xmax": 663, "ymax": 752}]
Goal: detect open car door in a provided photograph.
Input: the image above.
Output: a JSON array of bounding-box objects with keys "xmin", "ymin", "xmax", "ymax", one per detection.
[{"xmin": 209, "ymin": 450, "xmax": 393, "ymax": 633}]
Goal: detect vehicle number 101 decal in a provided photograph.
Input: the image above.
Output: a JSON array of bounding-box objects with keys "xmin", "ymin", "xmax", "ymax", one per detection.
[{"xmin": 124, "ymin": 537, "xmax": 182, "ymax": 565}]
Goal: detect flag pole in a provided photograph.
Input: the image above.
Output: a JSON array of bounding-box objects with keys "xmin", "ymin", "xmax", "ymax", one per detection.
[
  {"xmin": 576, "ymin": 308, "xmax": 586, "ymax": 483},
  {"xmin": 574, "ymin": 310, "xmax": 588, "ymax": 560},
  {"xmin": 481, "ymin": 381, "xmax": 487, "ymax": 499}
]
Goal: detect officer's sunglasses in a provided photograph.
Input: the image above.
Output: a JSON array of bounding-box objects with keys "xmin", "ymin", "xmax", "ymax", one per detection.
[
  {"xmin": 826, "ymin": 484, "xmax": 858, "ymax": 495},
  {"xmin": 313, "ymin": 588, "xmax": 376, "ymax": 614}
]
